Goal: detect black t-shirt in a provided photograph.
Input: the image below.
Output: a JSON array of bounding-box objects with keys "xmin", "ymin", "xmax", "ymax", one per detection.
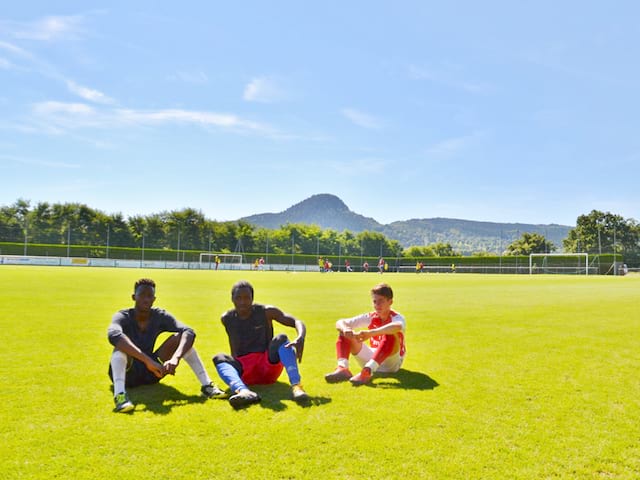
[
  {"xmin": 108, "ymin": 307, "xmax": 193, "ymax": 356},
  {"xmin": 221, "ymin": 304, "xmax": 273, "ymax": 358}
]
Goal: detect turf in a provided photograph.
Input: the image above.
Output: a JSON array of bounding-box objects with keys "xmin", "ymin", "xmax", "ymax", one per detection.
[{"xmin": 0, "ymin": 267, "xmax": 638, "ymax": 479}]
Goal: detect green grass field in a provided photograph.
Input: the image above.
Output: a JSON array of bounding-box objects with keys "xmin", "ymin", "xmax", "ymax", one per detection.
[{"xmin": 0, "ymin": 267, "xmax": 638, "ymax": 479}]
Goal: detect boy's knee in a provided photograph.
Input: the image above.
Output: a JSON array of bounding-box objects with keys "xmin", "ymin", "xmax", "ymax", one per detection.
[
  {"xmin": 273, "ymin": 333, "xmax": 289, "ymax": 348},
  {"xmin": 212, "ymin": 353, "xmax": 234, "ymax": 365}
]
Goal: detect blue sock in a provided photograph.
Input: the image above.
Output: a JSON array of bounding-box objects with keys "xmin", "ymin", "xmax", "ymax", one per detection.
[
  {"xmin": 278, "ymin": 344, "xmax": 301, "ymax": 385},
  {"xmin": 215, "ymin": 362, "xmax": 247, "ymax": 393}
]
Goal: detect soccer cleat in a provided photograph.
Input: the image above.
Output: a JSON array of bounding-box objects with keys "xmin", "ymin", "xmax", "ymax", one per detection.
[
  {"xmin": 291, "ymin": 384, "xmax": 310, "ymax": 403},
  {"xmin": 201, "ymin": 382, "xmax": 228, "ymax": 399},
  {"xmin": 324, "ymin": 366, "xmax": 353, "ymax": 383},
  {"xmin": 114, "ymin": 392, "xmax": 134, "ymax": 413},
  {"xmin": 228, "ymin": 389, "xmax": 261, "ymax": 409},
  {"xmin": 349, "ymin": 367, "xmax": 372, "ymax": 386}
]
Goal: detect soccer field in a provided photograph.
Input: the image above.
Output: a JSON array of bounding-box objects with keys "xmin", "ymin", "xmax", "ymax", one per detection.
[{"xmin": 0, "ymin": 267, "xmax": 638, "ymax": 479}]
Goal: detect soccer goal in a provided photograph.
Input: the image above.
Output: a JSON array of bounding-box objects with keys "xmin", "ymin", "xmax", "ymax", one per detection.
[
  {"xmin": 529, "ymin": 253, "xmax": 589, "ymax": 275},
  {"xmin": 199, "ymin": 253, "xmax": 243, "ymax": 270}
]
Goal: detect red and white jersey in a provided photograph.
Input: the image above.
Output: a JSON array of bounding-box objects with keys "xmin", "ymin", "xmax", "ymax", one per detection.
[{"xmin": 339, "ymin": 310, "xmax": 406, "ymax": 356}]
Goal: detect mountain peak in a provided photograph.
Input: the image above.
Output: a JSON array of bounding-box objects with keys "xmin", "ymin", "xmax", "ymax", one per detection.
[
  {"xmin": 240, "ymin": 193, "xmax": 381, "ymax": 232},
  {"xmin": 289, "ymin": 193, "xmax": 349, "ymax": 213}
]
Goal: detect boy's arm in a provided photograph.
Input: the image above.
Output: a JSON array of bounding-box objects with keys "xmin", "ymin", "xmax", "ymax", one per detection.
[
  {"xmin": 356, "ymin": 321, "xmax": 403, "ymax": 341},
  {"xmin": 336, "ymin": 313, "xmax": 369, "ymax": 338},
  {"xmin": 111, "ymin": 334, "xmax": 165, "ymax": 378},
  {"xmin": 267, "ymin": 306, "xmax": 306, "ymax": 361},
  {"xmin": 158, "ymin": 311, "xmax": 196, "ymax": 374}
]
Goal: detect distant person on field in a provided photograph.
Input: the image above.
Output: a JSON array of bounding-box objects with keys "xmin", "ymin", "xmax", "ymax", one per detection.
[
  {"xmin": 318, "ymin": 257, "xmax": 324, "ymax": 273},
  {"xmin": 378, "ymin": 257, "xmax": 385, "ymax": 274},
  {"xmin": 259, "ymin": 257, "xmax": 265, "ymax": 270},
  {"xmin": 345, "ymin": 259, "xmax": 353, "ymax": 272},
  {"xmin": 107, "ymin": 278, "xmax": 225, "ymax": 413},
  {"xmin": 362, "ymin": 261, "xmax": 369, "ymax": 272},
  {"xmin": 325, "ymin": 283, "xmax": 406, "ymax": 386},
  {"xmin": 215, "ymin": 255, "xmax": 220, "ymax": 270},
  {"xmin": 212, "ymin": 280, "xmax": 309, "ymax": 409}
]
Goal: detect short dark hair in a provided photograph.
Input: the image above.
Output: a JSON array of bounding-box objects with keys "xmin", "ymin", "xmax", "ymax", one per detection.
[
  {"xmin": 371, "ymin": 283, "xmax": 393, "ymax": 299},
  {"xmin": 134, "ymin": 278, "xmax": 156, "ymax": 293},
  {"xmin": 231, "ymin": 280, "xmax": 254, "ymax": 299}
]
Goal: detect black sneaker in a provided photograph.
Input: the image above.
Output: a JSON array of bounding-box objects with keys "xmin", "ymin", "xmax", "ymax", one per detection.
[
  {"xmin": 114, "ymin": 392, "xmax": 134, "ymax": 413},
  {"xmin": 228, "ymin": 389, "xmax": 261, "ymax": 409},
  {"xmin": 201, "ymin": 382, "xmax": 228, "ymax": 399}
]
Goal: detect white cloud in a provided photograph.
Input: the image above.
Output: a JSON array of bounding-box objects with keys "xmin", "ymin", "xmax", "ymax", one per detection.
[
  {"xmin": 2, "ymin": 15, "xmax": 85, "ymax": 41},
  {"xmin": 243, "ymin": 76, "xmax": 286, "ymax": 103},
  {"xmin": 66, "ymin": 81, "xmax": 115, "ymax": 104},
  {"xmin": 28, "ymin": 101, "xmax": 274, "ymax": 136},
  {"xmin": 0, "ymin": 40, "xmax": 33, "ymax": 59},
  {"xmin": 0, "ymin": 57, "xmax": 12, "ymax": 69},
  {"xmin": 341, "ymin": 108, "xmax": 383, "ymax": 129}
]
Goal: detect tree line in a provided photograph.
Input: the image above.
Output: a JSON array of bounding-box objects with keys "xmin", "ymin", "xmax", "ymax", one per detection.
[{"xmin": 1, "ymin": 200, "xmax": 639, "ymax": 261}]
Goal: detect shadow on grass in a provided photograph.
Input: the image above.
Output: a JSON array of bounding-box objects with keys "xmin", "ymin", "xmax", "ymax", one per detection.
[
  {"xmin": 367, "ymin": 369, "xmax": 439, "ymax": 390},
  {"xmin": 247, "ymin": 382, "xmax": 332, "ymax": 412},
  {"xmin": 126, "ymin": 383, "xmax": 207, "ymax": 415}
]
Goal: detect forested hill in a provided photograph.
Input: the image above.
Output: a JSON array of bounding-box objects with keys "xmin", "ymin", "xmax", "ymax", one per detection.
[
  {"xmin": 240, "ymin": 194, "xmax": 572, "ymax": 254},
  {"xmin": 241, "ymin": 194, "xmax": 382, "ymax": 232}
]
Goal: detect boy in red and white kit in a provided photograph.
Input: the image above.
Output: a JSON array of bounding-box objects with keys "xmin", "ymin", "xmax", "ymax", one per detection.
[{"xmin": 325, "ymin": 283, "xmax": 406, "ymax": 385}]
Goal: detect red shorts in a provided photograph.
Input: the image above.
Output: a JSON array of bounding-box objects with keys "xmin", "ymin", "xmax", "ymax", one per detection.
[{"xmin": 238, "ymin": 351, "xmax": 283, "ymax": 385}]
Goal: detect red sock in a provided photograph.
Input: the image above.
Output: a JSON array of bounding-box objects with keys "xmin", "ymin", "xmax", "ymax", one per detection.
[{"xmin": 336, "ymin": 335, "xmax": 351, "ymax": 360}]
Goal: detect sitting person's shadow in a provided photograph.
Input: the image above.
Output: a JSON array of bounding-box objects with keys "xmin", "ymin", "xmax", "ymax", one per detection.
[
  {"xmin": 119, "ymin": 383, "xmax": 207, "ymax": 415},
  {"xmin": 250, "ymin": 382, "xmax": 332, "ymax": 412},
  {"xmin": 369, "ymin": 369, "xmax": 439, "ymax": 390}
]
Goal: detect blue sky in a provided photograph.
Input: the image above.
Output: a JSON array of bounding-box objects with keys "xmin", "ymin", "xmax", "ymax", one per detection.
[{"xmin": 1, "ymin": 2, "xmax": 639, "ymax": 227}]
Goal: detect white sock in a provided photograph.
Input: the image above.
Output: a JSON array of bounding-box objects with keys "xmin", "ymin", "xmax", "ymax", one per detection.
[
  {"xmin": 337, "ymin": 358, "xmax": 349, "ymax": 369},
  {"xmin": 182, "ymin": 348, "xmax": 212, "ymax": 386},
  {"xmin": 364, "ymin": 359, "xmax": 380, "ymax": 373},
  {"xmin": 110, "ymin": 350, "xmax": 128, "ymax": 395}
]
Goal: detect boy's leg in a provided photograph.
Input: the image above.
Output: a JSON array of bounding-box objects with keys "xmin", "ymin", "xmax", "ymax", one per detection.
[
  {"xmin": 213, "ymin": 354, "xmax": 260, "ymax": 409},
  {"xmin": 108, "ymin": 350, "xmax": 135, "ymax": 413},
  {"xmin": 268, "ymin": 334, "xmax": 301, "ymax": 385},
  {"xmin": 154, "ymin": 333, "xmax": 225, "ymax": 397},
  {"xmin": 212, "ymin": 354, "xmax": 246, "ymax": 392},
  {"xmin": 269, "ymin": 335, "xmax": 309, "ymax": 402},
  {"xmin": 181, "ymin": 347, "xmax": 226, "ymax": 398},
  {"xmin": 324, "ymin": 335, "xmax": 362, "ymax": 383},
  {"xmin": 351, "ymin": 335, "xmax": 399, "ymax": 385},
  {"xmin": 153, "ymin": 332, "xmax": 181, "ymax": 361}
]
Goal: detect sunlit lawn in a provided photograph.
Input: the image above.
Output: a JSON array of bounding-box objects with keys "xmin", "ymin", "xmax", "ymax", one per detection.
[{"xmin": 0, "ymin": 266, "xmax": 638, "ymax": 479}]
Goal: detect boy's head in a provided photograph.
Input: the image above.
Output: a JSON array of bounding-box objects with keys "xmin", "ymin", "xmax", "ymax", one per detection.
[
  {"xmin": 134, "ymin": 278, "xmax": 156, "ymax": 294},
  {"xmin": 231, "ymin": 280, "xmax": 254, "ymax": 317},
  {"xmin": 370, "ymin": 283, "xmax": 393, "ymax": 318},
  {"xmin": 132, "ymin": 278, "xmax": 156, "ymax": 311},
  {"xmin": 371, "ymin": 283, "xmax": 393, "ymax": 300}
]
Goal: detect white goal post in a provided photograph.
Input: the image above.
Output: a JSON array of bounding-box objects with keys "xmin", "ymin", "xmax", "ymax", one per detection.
[
  {"xmin": 199, "ymin": 253, "xmax": 243, "ymax": 270},
  {"xmin": 529, "ymin": 253, "xmax": 589, "ymax": 275}
]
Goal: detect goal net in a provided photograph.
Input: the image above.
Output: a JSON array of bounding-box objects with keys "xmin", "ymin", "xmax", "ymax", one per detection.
[
  {"xmin": 529, "ymin": 253, "xmax": 589, "ymax": 275},
  {"xmin": 199, "ymin": 253, "xmax": 243, "ymax": 270}
]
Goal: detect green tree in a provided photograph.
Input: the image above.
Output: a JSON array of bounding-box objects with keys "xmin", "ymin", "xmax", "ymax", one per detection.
[
  {"xmin": 563, "ymin": 210, "xmax": 638, "ymax": 254},
  {"xmin": 403, "ymin": 242, "xmax": 458, "ymax": 257},
  {"xmin": 506, "ymin": 232, "xmax": 555, "ymax": 256}
]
